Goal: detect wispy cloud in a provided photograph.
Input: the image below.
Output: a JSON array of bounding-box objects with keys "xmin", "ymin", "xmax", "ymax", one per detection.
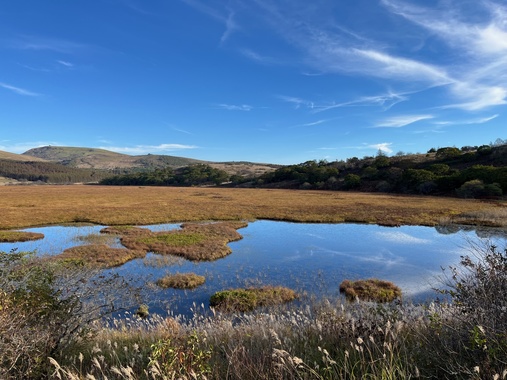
[
  {"xmin": 216, "ymin": 103, "xmax": 253, "ymax": 111},
  {"xmin": 57, "ymin": 60, "xmax": 73, "ymax": 67},
  {"xmin": 0, "ymin": 82, "xmax": 40, "ymax": 96},
  {"xmin": 375, "ymin": 114, "xmax": 434, "ymax": 128},
  {"xmin": 368, "ymin": 143, "xmax": 393, "ymax": 154},
  {"xmin": 380, "ymin": 0, "xmax": 507, "ymax": 110},
  {"xmin": 100, "ymin": 144, "xmax": 198, "ymax": 155},
  {"xmin": 240, "ymin": 48, "xmax": 279, "ymax": 65},
  {"xmin": 291, "ymin": 119, "xmax": 329, "ymax": 128},
  {"xmin": 181, "ymin": 0, "xmax": 240, "ymax": 44},
  {"xmin": 433, "ymin": 114, "xmax": 499, "ymax": 126},
  {"xmin": 10, "ymin": 35, "xmax": 87, "ymax": 54},
  {"xmin": 313, "ymin": 91, "xmax": 409, "ymax": 113},
  {"xmin": 277, "ymin": 95, "xmax": 314, "ymax": 109},
  {"xmin": 376, "ymin": 231, "xmax": 431, "ymax": 244}
]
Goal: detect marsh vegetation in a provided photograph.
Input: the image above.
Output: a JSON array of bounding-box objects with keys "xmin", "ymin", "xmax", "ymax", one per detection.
[{"xmin": 0, "ymin": 186, "xmax": 506, "ymax": 378}]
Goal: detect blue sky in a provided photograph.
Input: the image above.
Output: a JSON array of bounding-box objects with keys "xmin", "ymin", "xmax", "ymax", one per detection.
[{"xmin": 1, "ymin": 0, "xmax": 506, "ymax": 164}]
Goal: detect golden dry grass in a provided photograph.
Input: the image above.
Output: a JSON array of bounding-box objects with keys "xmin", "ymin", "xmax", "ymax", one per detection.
[
  {"xmin": 0, "ymin": 185, "xmax": 503, "ymax": 229},
  {"xmin": 54, "ymin": 244, "xmax": 146, "ymax": 268},
  {"xmin": 0, "ymin": 230, "xmax": 44, "ymax": 242}
]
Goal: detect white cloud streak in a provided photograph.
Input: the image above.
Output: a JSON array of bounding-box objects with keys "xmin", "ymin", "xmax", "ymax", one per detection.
[
  {"xmin": 0, "ymin": 82, "xmax": 40, "ymax": 96},
  {"xmin": 216, "ymin": 103, "xmax": 253, "ymax": 111},
  {"xmin": 375, "ymin": 114, "xmax": 434, "ymax": 128},
  {"xmin": 100, "ymin": 144, "xmax": 198, "ymax": 155}
]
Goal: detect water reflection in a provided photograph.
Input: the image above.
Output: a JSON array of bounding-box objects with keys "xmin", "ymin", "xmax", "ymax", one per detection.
[{"xmin": 1, "ymin": 221, "xmax": 505, "ymax": 317}]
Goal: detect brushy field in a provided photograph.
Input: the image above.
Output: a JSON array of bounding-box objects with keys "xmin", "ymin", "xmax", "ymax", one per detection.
[{"xmin": 0, "ymin": 185, "xmax": 504, "ymax": 229}]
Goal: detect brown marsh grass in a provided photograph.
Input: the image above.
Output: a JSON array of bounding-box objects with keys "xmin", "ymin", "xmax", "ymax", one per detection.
[
  {"xmin": 339, "ymin": 278, "xmax": 402, "ymax": 302},
  {"xmin": 0, "ymin": 185, "xmax": 503, "ymax": 229},
  {"xmin": 156, "ymin": 272, "xmax": 206, "ymax": 289},
  {"xmin": 0, "ymin": 230, "xmax": 44, "ymax": 242},
  {"xmin": 54, "ymin": 244, "xmax": 147, "ymax": 268},
  {"xmin": 209, "ymin": 285, "xmax": 297, "ymax": 312},
  {"xmin": 121, "ymin": 222, "xmax": 245, "ymax": 261}
]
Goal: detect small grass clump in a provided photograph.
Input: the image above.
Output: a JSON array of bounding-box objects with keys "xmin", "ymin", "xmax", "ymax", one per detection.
[
  {"xmin": 0, "ymin": 230, "xmax": 44, "ymax": 243},
  {"xmin": 339, "ymin": 278, "xmax": 402, "ymax": 302},
  {"xmin": 122, "ymin": 222, "xmax": 245, "ymax": 261},
  {"xmin": 54, "ymin": 244, "xmax": 146, "ymax": 268},
  {"xmin": 100, "ymin": 225, "xmax": 151, "ymax": 236},
  {"xmin": 210, "ymin": 285, "xmax": 297, "ymax": 312},
  {"xmin": 156, "ymin": 272, "xmax": 205, "ymax": 289}
]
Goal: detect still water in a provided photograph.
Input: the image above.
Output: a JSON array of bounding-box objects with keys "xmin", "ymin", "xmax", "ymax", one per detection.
[{"xmin": 2, "ymin": 221, "xmax": 505, "ymax": 316}]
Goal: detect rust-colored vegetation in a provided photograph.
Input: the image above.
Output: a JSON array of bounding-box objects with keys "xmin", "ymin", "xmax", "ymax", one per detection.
[
  {"xmin": 0, "ymin": 185, "xmax": 501, "ymax": 230},
  {"xmin": 209, "ymin": 286, "xmax": 297, "ymax": 312},
  {"xmin": 156, "ymin": 272, "xmax": 206, "ymax": 289},
  {"xmin": 54, "ymin": 244, "xmax": 146, "ymax": 268},
  {"xmin": 0, "ymin": 231, "xmax": 44, "ymax": 243},
  {"xmin": 121, "ymin": 222, "xmax": 246, "ymax": 261},
  {"xmin": 339, "ymin": 278, "xmax": 402, "ymax": 302}
]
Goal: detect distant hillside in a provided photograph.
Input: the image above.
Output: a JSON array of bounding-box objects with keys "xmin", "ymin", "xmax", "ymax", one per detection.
[
  {"xmin": 23, "ymin": 146, "xmax": 202, "ymax": 170},
  {"xmin": 0, "ymin": 150, "xmax": 47, "ymax": 162}
]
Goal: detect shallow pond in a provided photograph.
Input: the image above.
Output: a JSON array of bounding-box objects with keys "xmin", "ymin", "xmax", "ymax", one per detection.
[{"xmin": 2, "ymin": 221, "xmax": 506, "ymax": 317}]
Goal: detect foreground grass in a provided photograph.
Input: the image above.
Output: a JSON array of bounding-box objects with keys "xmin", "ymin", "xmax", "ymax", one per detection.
[
  {"xmin": 0, "ymin": 185, "xmax": 504, "ymax": 229},
  {"xmin": 47, "ymin": 298, "xmax": 507, "ymax": 380}
]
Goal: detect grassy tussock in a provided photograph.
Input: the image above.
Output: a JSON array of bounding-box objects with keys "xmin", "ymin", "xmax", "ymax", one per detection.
[
  {"xmin": 54, "ymin": 244, "xmax": 146, "ymax": 268},
  {"xmin": 0, "ymin": 185, "xmax": 499, "ymax": 229},
  {"xmin": 209, "ymin": 286, "xmax": 297, "ymax": 312},
  {"xmin": 156, "ymin": 272, "xmax": 206, "ymax": 289},
  {"xmin": 121, "ymin": 222, "xmax": 244, "ymax": 261},
  {"xmin": 0, "ymin": 230, "xmax": 44, "ymax": 242},
  {"xmin": 339, "ymin": 278, "xmax": 402, "ymax": 302}
]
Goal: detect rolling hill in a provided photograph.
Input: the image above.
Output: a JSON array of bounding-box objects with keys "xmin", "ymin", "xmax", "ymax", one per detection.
[{"xmin": 22, "ymin": 146, "xmax": 203, "ymax": 170}]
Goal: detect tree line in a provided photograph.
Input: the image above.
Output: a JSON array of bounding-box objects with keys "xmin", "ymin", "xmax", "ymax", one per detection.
[{"xmin": 0, "ymin": 159, "xmax": 110, "ymax": 184}]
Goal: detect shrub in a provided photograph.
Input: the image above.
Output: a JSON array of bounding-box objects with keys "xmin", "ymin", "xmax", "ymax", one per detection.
[
  {"xmin": 437, "ymin": 242, "xmax": 507, "ymax": 377},
  {"xmin": 456, "ymin": 179, "xmax": 483, "ymax": 198},
  {"xmin": 0, "ymin": 250, "xmax": 137, "ymax": 379}
]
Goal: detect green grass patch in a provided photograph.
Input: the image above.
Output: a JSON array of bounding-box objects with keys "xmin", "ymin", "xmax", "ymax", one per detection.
[
  {"xmin": 121, "ymin": 222, "xmax": 245, "ymax": 261},
  {"xmin": 0, "ymin": 231, "xmax": 44, "ymax": 243},
  {"xmin": 139, "ymin": 232, "xmax": 205, "ymax": 247},
  {"xmin": 156, "ymin": 272, "xmax": 206, "ymax": 289},
  {"xmin": 210, "ymin": 286, "xmax": 297, "ymax": 312},
  {"xmin": 339, "ymin": 278, "xmax": 402, "ymax": 302}
]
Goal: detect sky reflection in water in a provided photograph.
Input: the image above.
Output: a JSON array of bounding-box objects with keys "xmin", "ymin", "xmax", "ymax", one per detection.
[{"xmin": 1, "ymin": 221, "xmax": 505, "ymax": 317}]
